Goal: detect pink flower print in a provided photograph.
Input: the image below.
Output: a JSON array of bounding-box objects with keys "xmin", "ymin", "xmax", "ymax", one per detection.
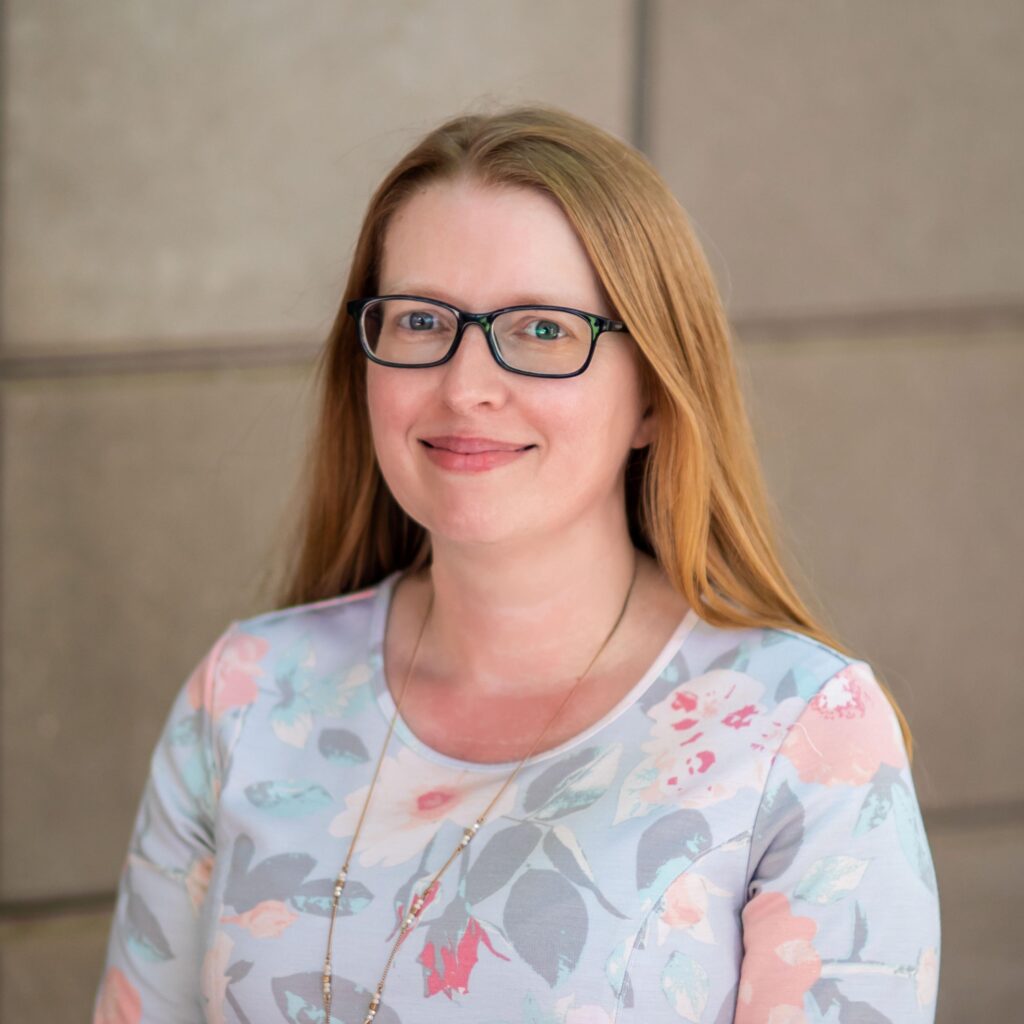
[
  {"xmin": 329, "ymin": 747, "xmax": 518, "ymax": 867},
  {"xmin": 736, "ymin": 891, "xmax": 821, "ymax": 1023},
  {"xmin": 617, "ymin": 670, "xmax": 767, "ymax": 815},
  {"xmin": 94, "ymin": 966, "xmax": 141, "ymax": 1024},
  {"xmin": 185, "ymin": 855, "xmax": 214, "ymax": 913},
  {"xmin": 783, "ymin": 663, "xmax": 907, "ymax": 787},
  {"xmin": 221, "ymin": 898, "xmax": 298, "ymax": 938},
  {"xmin": 187, "ymin": 631, "xmax": 266, "ymax": 721},
  {"xmin": 200, "ymin": 931, "xmax": 234, "ymax": 1024},
  {"xmin": 564, "ymin": 1006, "xmax": 613, "ymax": 1024},
  {"xmin": 657, "ymin": 872, "xmax": 730, "ymax": 945},
  {"xmin": 417, "ymin": 915, "xmax": 509, "ymax": 997},
  {"xmin": 916, "ymin": 947, "xmax": 939, "ymax": 1007}
]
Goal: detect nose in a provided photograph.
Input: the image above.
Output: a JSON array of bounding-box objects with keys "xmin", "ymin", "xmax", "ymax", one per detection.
[{"xmin": 436, "ymin": 321, "xmax": 510, "ymax": 410}]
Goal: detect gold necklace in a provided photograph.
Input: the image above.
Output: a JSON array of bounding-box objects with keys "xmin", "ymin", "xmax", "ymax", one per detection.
[{"xmin": 322, "ymin": 557, "xmax": 639, "ymax": 1023}]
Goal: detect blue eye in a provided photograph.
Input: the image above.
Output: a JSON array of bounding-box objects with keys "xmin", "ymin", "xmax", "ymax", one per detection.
[{"xmin": 400, "ymin": 310, "xmax": 439, "ymax": 331}]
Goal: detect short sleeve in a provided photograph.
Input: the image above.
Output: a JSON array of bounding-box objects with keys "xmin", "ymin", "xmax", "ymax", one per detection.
[
  {"xmin": 92, "ymin": 624, "xmax": 240, "ymax": 1024},
  {"xmin": 737, "ymin": 660, "xmax": 941, "ymax": 1022}
]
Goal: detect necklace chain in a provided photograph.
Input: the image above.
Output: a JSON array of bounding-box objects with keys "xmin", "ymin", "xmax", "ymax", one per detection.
[{"xmin": 322, "ymin": 559, "xmax": 639, "ymax": 1023}]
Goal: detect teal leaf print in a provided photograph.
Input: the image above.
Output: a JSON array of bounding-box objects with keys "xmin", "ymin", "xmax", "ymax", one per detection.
[
  {"xmin": 614, "ymin": 756, "xmax": 660, "ymax": 824},
  {"xmin": 636, "ymin": 809, "xmax": 712, "ymax": 893},
  {"xmin": 523, "ymin": 745, "xmax": 621, "ymax": 821},
  {"xmin": 660, "ymin": 950, "xmax": 710, "ymax": 1021},
  {"xmin": 543, "ymin": 825, "xmax": 625, "ymax": 918},
  {"xmin": 244, "ymin": 780, "xmax": 332, "ymax": 818},
  {"xmin": 503, "ymin": 868, "xmax": 587, "ymax": 986},
  {"xmin": 606, "ymin": 936, "xmax": 635, "ymax": 1006},
  {"xmin": 777, "ymin": 662, "xmax": 827, "ymax": 701},
  {"xmin": 891, "ymin": 780, "xmax": 938, "ymax": 892},
  {"xmin": 289, "ymin": 877, "xmax": 373, "ymax": 918},
  {"xmin": 125, "ymin": 888, "xmax": 173, "ymax": 962},
  {"xmin": 270, "ymin": 641, "xmax": 371, "ymax": 750},
  {"xmin": 271, "ymin": 971, "xmax": 401, "ymax": 1024},
  {"xmin": 317, "ymin": 727, "xmax": 369, "ymax": 764},
  {"xmin": 466, "ymin": 821, "xmax": 542, "ymax": 905},
  {"xmin": 795, "ymin": 855, "xmax": 870, "ymax": 904}
]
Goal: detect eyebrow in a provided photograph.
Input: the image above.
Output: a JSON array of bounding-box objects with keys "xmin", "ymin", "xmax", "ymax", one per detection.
[{"xmin": 380, "ymin": 283, "xmax": 593, "ymax": 311}]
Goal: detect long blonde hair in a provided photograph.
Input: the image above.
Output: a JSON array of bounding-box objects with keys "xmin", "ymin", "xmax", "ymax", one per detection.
[{"xmin": 263, "ymin": 103, "xmax": 912, "ymax": 754}]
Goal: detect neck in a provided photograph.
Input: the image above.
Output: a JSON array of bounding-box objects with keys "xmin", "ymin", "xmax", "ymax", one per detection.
[{"xmin": 410, "ymin": 516, "xmax": 642, "ymax": 698}]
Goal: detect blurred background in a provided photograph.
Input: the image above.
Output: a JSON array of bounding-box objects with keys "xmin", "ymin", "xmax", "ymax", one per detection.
[{"xmin": 1, "ymin": 1, "xmax": 1020, "ymax": 1019}]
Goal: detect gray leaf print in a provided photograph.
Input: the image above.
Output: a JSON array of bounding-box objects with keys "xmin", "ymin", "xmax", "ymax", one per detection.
[
  {"xmin": 226, "ymin": 959, "xmax": 253, "ymax": 983},
  {"xmin": 523, "ymin": 747, "xmax": 603, "ymax": 814},
  {"xmin": 271, "ymin": 972, "xmax": 401, "ymax": 1024},
  {"xmin": 636, "ymin": 809, "xmax": 712, "ymax": 892},
  {"xmin": 712, "ymin": 983, "xmax": 738, "ymax": 1024},
  {"xmin": 318, "ymin": 727, "xmax": 370, "ymax": 763},
  {"xmin": 503, "ymin": 868, "xmax": 587, "ymax": 987},
  {"xmin": 542, "ymin": 826, "xmax": 625, "ymax": 918},
  {"xmin": 525, "ymin": 745, "xmax": 622, "ymax": 821},
  {"xmin": 850, "ymin": 901, "xmax": 868, "ymax": 961},
  {"xmin": 706, "ymin": 642, "xmax": 751, "ymax": 673},
  {"xmin": 289, "ymin": 877, "xmax": 373, "ymax": 918},
  {"xmin": 224, "ymin": 834, "xmax": 316, "ymax": 913},
  {"xmin": 126, "ymin": 887, "xmax": 173, "ymax": 962},
  {"xmin": 638, "ymin": 672, "xmax": 682, "ymax": 714},
  {"xmin": 751, "ymin": 781, "xmax": 804, "ymax": 882},
  {"xmin": 465, "ymin": 822, "xmax": 543, "ymax": 905},
  {"xmin": 853, "ymin": 764, "xmax": 901, "ymax": 836},
  {"xmin": 811, "ymin": 980, "xmax": 894, "ymax": 1023}
]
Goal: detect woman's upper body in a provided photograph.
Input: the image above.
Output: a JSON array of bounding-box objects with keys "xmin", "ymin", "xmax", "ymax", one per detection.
[
  {"xmin": 94, "ymin": 566, "xmax": 939, "ymax": 1023},
  {"xmin": 95, "ymin": 104, "xmax": 941, "ymax": 1022}
]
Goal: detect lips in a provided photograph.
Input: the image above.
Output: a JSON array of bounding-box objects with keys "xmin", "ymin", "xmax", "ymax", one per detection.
[{"xmin": 420, "ymin": 436, "xmax": 535, "ymax": 454}]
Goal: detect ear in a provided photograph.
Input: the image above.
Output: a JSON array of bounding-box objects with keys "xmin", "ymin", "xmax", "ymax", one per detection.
[{"xmin": 631, "ymin": 402, "xmax": 657, "ymax": 449}]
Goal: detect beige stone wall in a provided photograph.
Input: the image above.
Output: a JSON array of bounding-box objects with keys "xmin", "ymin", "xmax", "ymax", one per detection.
[{"xmin": 1, "ymin": 1, "xmax": 1020, "ymax": 1018}]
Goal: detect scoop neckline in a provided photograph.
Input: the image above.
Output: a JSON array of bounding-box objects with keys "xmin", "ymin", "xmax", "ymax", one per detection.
[{"xmin": 366, "ymin": 567, "xmax": 700, "ymax": 774}]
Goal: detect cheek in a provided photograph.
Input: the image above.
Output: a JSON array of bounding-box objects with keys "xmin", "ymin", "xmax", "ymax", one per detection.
[{"xmin": 365, "ymin": 368, "xmax": 419, "ymax": 472}]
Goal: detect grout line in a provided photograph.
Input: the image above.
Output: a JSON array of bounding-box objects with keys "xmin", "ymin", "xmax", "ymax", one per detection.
[
  {"xmin": 630, "ymin": 0, "xmax": 652, "ymax": 154},
  {"xmin": 733, "ymin": 301, "xmax": 1024, "ymax": 343},
  {"xmin": 922, "ymin": 800, "xmax": 1024, "ymax": 832},
  {"xmin": 0, "ymin": 300, "xmax": 1021, "ymax": 384},
  {"xmin": 0, "ymin": 890, "xmax": 115, "ymax": 928},
  {"xmin": 0, "ymin": 335, "xmax": 324, "ymax": 380}
]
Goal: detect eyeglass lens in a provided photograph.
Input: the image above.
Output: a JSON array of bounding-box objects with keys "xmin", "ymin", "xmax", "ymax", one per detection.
[{"xmin": 361, "ymin": 298, "xmax": 592, "ymax": 375}]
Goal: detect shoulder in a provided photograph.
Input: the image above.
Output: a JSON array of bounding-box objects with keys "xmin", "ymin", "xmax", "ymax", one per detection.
[
  {"xmin": 665, "ymin": 616, "xmax": 906, "ymax": 781},
  {"xmin": 231, "ymin": 576, "xmax": 387, "ymax": 646},
  {"xmin": 681, "ymin": 614, "xmax": 863, "ymax": 715},
  {"xmin": 189, "ymin": 577, "xmax": 391, "ymax": 707}
]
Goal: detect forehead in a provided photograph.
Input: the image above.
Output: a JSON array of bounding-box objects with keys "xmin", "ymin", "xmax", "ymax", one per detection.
[{"xmin": 378, "ymin": 179, "xmax": 608, "ymax": 312}]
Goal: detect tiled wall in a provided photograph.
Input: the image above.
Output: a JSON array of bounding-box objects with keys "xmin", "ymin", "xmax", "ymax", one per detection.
[{"xmin": 2, "ymin": 1, "xmax": 1020, "ymax": 1018}]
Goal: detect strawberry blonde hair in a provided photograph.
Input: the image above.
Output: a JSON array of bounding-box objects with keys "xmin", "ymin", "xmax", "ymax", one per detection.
[{"xmin": 263, "ymin": 104, "xmax": 912, "ymax": 754}]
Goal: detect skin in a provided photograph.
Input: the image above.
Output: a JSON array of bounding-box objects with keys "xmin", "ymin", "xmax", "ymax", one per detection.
[{"xmin": 366, "ymin": 176, "xmax": 690, "ymax": 763}]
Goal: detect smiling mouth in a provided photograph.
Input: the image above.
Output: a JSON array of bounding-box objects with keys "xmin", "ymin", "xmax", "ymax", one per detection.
[{"xmin": 419, "ymin": 440, "xmax": 536, "ymax": 453}]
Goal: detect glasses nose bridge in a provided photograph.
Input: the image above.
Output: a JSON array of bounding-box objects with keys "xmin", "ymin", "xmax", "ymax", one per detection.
[{"xmin": 451, "ymin": 310, "xmax": 497, "ymax": 355}]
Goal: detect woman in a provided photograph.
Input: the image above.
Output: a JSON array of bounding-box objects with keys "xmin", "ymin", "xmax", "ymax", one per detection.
[{"xmin": 94, "ymin": 106, "xmax": 940, "ymax": 1023}]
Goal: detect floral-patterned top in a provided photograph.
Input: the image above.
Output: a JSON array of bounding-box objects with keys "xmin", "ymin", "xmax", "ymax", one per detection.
[{"xmin": 93, "ymin": 569, "xmax": 941, "ymax": 1023}]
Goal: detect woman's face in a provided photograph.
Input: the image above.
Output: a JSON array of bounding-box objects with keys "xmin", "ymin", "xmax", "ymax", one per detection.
[{"xmin": 366, "ymin": 177, "xmax": 655, "ymax": 550}]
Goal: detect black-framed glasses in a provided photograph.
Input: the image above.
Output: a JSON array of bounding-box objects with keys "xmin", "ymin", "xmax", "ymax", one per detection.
[{"xmin": 346, "ymin": 295, "xmax": 628, "ymax": 379}]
